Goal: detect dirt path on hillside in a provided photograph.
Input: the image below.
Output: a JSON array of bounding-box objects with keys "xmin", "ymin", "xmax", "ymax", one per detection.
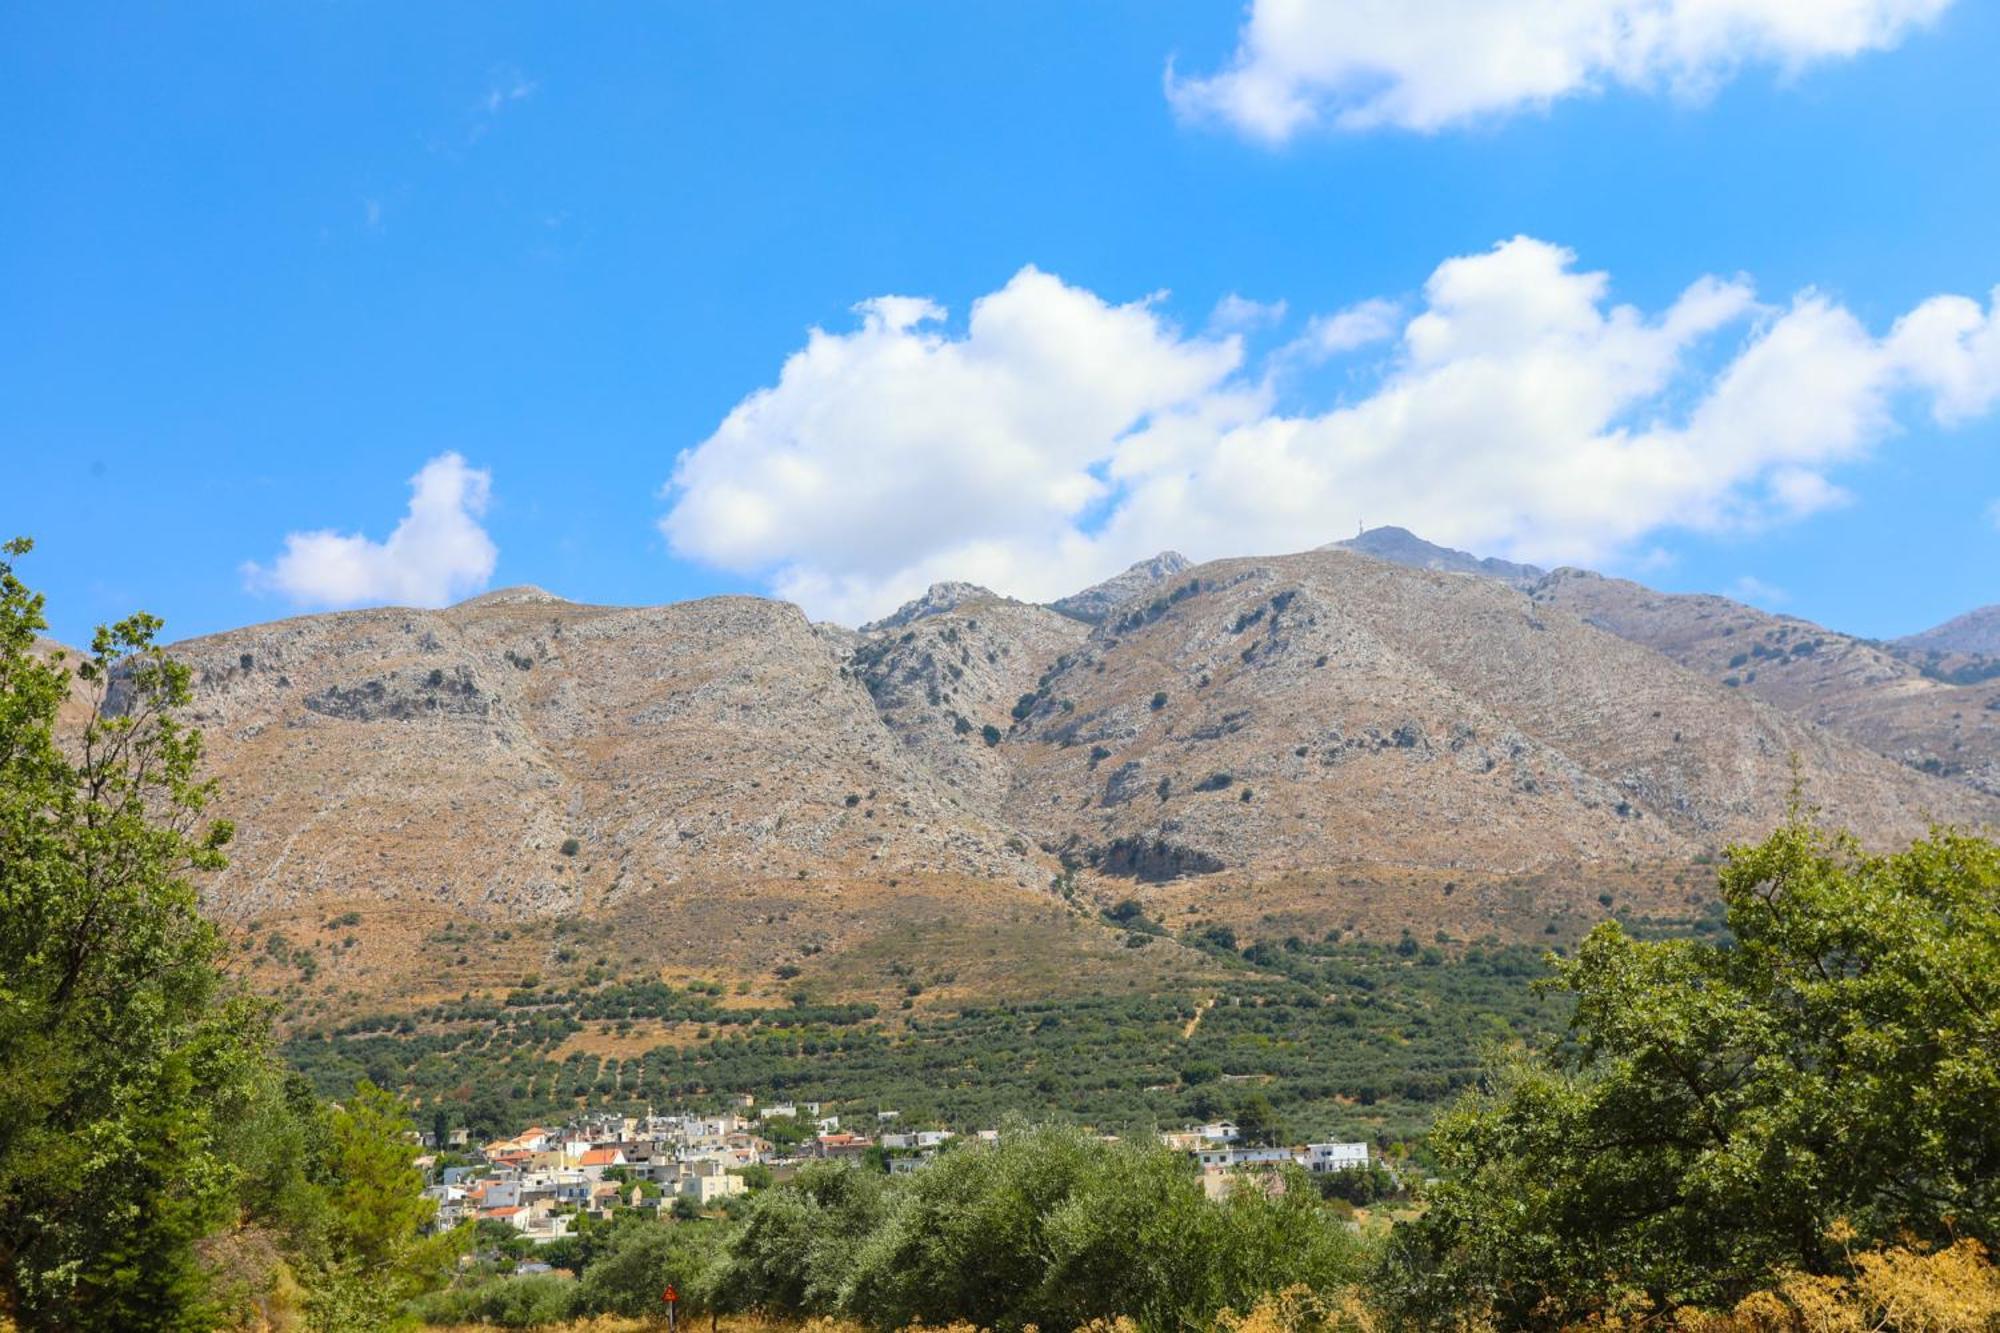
[{"xmin": 1182, "ymin": 995, "xmax": 1215, "ymax": 1039}]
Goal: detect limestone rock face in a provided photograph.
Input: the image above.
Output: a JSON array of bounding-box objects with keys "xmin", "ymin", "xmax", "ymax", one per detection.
[
  {"xmin": 1048, "ymin": 552, "xmax": 1193, "ymax": 625},
  {"xmin": 1531, "ymin": 569, "xmax": 2000, "ymax": 798},
  {"xmin": 1001, "ymin": 551, "xmax": 1987, "ymax": 886},
  {"xmin": 146, "ymin": 544, "xmax": 1996, "ymax": 1004}
]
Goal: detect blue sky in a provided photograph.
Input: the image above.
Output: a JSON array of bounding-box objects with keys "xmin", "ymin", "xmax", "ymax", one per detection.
[{"xmin": 4, "ymin": 1, "xmax": 1997, "ymax": 646}]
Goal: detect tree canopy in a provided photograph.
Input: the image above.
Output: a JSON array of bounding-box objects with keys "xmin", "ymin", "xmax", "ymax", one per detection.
[
  {"xmin": 0, "ymin": 541, "xmax": 456, "ymax": 1331},
  {"xmin": 1384, "ymin": 816, "xmax": 2000, "ymax": 1328}
]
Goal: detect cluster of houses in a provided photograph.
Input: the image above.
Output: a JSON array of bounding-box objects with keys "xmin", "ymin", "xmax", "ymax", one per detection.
[
  {"xmin": 417, "ymin": 1097, "xmax": 1374, "ymax": 1243},
  {"xmin": 1158, "ymin": 1121, "xmax": 1372, "ymax": 1200}
]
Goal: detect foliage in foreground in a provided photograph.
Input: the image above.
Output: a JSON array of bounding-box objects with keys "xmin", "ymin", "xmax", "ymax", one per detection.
[
  {"xmin": 1383, "ymin": 816, "xmax": 2000, "ymax": 1329},
  {"xmin": 415, "ymin": 1126, "xmax": 1365, "ymax": 1332},
  {"xmin": 0, "ymin": 541, "xmax": 458, "ymax": 1330}
]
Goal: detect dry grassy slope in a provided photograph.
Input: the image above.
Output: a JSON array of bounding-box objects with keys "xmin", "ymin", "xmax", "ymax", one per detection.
[
  {"xmin": 999, "ymin": 551, "xmax": 1990, "ymax": 884},
  {"xmin": 1531, "ymin": 568, "xmax": 2000, "ymax": 797},
  {"xmin": 167, "ymin": 588, "xmax": 1078, "ymax": 996},
  {"xmin": 31, "ymin": 636, "xmax": 95, "ymax": 732},
  {"xmin": 156, "ymin": 555, "xmax": 1997, "ymax": 1012}
]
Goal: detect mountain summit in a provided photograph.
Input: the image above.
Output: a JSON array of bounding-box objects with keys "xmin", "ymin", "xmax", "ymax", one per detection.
[
  {"xmin": 1325, "ymin": 526, "xmax": 1546, "ymax": 590},
  {"xmin": 1049, "ymin": 551, "xmax": 1193, "ymax": 624},
  {"xmin": 1898, "ymin": 605, "xmax": 2000, "ymax": 659}
]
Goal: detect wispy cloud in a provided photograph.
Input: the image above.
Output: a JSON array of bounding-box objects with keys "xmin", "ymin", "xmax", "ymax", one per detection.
[
  {"xmin": 1729, "ymin": 575, "xmax": 1789, "ymax": 607},
  {"xmin": 1170, "ymin": 0, "xmax": 1956, "ymax": 139},
  {"xmin": 469, "ymin": 66, "xmax": 538, "ymax": 142}
]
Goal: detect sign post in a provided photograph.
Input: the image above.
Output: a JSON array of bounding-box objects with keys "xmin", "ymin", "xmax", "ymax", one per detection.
[{"xmin": 662, "ymin": 1283, "xmax": 678, "ymax": 1333}]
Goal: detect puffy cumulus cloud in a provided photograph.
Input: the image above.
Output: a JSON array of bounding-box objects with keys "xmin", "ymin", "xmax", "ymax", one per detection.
[
  {"xmin": 660, "ymin": 267, "xmax": 1245, "ymax": 623},
  {"xmin": 1168, "ymin": 0, "xmax": 1953, "ymax": 138},
  {"xmin": 659, "ymin": 241, "xmax": 2000, "ymax": 626},
  {"xmin": 244, "ymin": 453, "xmax": 498, "ymax": 608}
]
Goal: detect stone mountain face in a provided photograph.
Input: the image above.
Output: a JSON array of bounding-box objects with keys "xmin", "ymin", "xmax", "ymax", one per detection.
[
  {"xmin": 1309, "ymin": 528, "xmax": 2000, "ymax": 800},
  {"xmin": 1899, "ymin": 605, "xmax": 2000, "ymax": 659},
  {"xmin": 860, "ymin": 581, "xmax": 1005, "ymax": 632},
  {"xmin": 1529, "ymin": 569, "xmax": 2000, "ymax": 798},
  {"xmin": 1001, "ymin": 551, "xmax": 1982, "ymax": 879},
  {"xmin": 166, "ymin": 592, "xmax": 1054, "ymax": 988},
  {"xmin": 153, "ymin": 552, "xmax": 1997, "ymax": 1008},
  {"xmin": 1048, "ymin": 551, "xmax": 1193, "ymax": 624}
]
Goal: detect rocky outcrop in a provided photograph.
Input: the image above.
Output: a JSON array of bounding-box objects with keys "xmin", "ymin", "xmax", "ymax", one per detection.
[{"xmin": 1049, "ymin": 552, "xmax": 1193, "ymax": 624}]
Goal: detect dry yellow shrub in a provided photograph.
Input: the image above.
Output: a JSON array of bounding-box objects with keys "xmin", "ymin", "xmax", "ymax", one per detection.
[
  {"xmin": 1212, "ymin": 1282, "xmax": 1390, "ymax": 1333},
  {"xmin": 1568, "ymin": 1239, "xmax": 2000, "ymax": 1333}
]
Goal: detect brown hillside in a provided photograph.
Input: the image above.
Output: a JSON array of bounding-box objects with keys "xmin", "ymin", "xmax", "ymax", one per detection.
[
  {"xmin": 1531, "ymin": 568, "xmax": 2000, "ymax": 797},
  {"xmin": 154, "ymin": 555, "xmax": 1995, "ymax": 1011}
]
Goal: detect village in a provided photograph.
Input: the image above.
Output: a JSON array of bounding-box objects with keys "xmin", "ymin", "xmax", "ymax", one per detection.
[{"xmin": 419, "ymin": 1096, "xmax": 1379, "ymax": 1245}]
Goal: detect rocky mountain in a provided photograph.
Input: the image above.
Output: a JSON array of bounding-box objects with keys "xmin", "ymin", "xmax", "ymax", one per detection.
[
  {"xmin": 1306, "ymin": 528, "xmax": 2000, "ymax": 799},
  {"xmin": 1326, "ymin": 526, "xmax": 1546, "ymax": 590},
  {"xmin": 861, "ymin": 581, "xmax": 1004, "ymax": 632},
  {"xmin": 1899, "ymin": 605, "xmax": 2000, "ymax": 659},
  {"xmin": 1048, "ymin": 551, "xmax": 1192, "ymax": 624},
  {"xmin": 144, "ymin": 549, "xmax": 1995, "ymax": 1012},
  {"xmin": 1529, "ymin": 569, "xmax": 2000, "ymax": 797}
]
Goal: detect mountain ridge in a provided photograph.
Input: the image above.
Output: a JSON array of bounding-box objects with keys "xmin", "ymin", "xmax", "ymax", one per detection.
[{"xmin": 138, "ymin": 540, "xmax": 1995, "ymax": 1016}]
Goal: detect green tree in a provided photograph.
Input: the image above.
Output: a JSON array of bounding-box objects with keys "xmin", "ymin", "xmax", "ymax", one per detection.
[
  {"xmin": 0, "ymin": 544, "xmax": 451, "ymax": 1330},
  {"xmin": 1383, "ymin": 818, "xmax": 2000, "ymax": 1328},
  {"xmin": 712, "ymin": 1160, "xmax": 892, "ymax": 1315},
  {"xmin": 305, "ymin": 1081, "xmax": 458, "ymax": 1331},
  {"xmin": 574, "ymin": 1219, "xmax": 724, "ymax": 1318},
  {"xmin": 837, "ymin": 1123, "xmax": 1360, "ymax": 1332},
  {"xmin": 0, "ymin": 539, "xmax": 258, "ymax": 1330},
  {"xmin": 1232, "ymin": 1091, "xmax": 1284, "ymax": 1147}
]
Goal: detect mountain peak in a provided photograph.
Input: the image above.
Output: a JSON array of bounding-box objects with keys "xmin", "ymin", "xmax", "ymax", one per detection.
[
  {"xmin": 1897, "ymin": 605, "xmax": 2000, "ymax": 659},
  {"xmin": 1049, "ymin": 551, "xmax": 1193, "ymax": 624},
  {"xmin": 862, "ymin": 581, "xmax": 1000, "ymax": 633},
  {"xmin": 1324, "ymin": 527, "xmax": 1545, "ymax": 590},
  {"xmin": 455, "ymin": 585, "xmax": 566, "ymax": 609}
]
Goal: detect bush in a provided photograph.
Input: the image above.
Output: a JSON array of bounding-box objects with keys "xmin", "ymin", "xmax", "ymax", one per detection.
[
  {"xmin": 824, "ymin": 1123, "xmax": 1360, "ymax": 1331},
  {"xmin": 1383, "ymin": 821, "xmax": 2000, "ymax": 1328},
  {"xmin": 412, "ymin": 1273, "xmax": 576, "ymax": 1326},
  {"xmin": 573, "ymin": 1220, "xmax": 724, "ymax": 1318}
]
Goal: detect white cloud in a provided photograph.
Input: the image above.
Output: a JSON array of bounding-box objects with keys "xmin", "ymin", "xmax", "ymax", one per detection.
[
  {"xmin": 1168, "ymin": 0, "xmax": 1953, "ymax": 138},
  {"xmin": 1210, "ymin": 293, "xmax": 1289, "ymax": 334},
  {"xmin": 660, "ymin": 240, "xmax": 2000, "ymax": 626},
  {"xmin": 245, "ymin": 453, "xmax": 498, "ymax": 609},
  {"xmin": 1729, "ymin": 575, "xmax": 1789, "ymax": 606},
  {"xmin": 660, "ymin": 268, "xmax": 1244, "ymax": 623},
  {"xmin": 1275, "ymin": 298, "xmax": 1403, "ymax": 369},
  {"xmin": 1987, "ymin": 499, "xmax": 2000, "ymax": 532}
]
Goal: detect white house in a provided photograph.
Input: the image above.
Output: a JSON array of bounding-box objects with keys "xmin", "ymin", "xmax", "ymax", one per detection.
[
  {"xmin": 1305, "ymin": 1142, "xmax": 1370, "ymax": 1173},
  {"xmin": 1194, "ymin": 1121, "xmax": 1240, "ymax": 1143},
  {"xmin": 1196, "ymin": 1146, "xmax": 1297, "ymax": 1171}
]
